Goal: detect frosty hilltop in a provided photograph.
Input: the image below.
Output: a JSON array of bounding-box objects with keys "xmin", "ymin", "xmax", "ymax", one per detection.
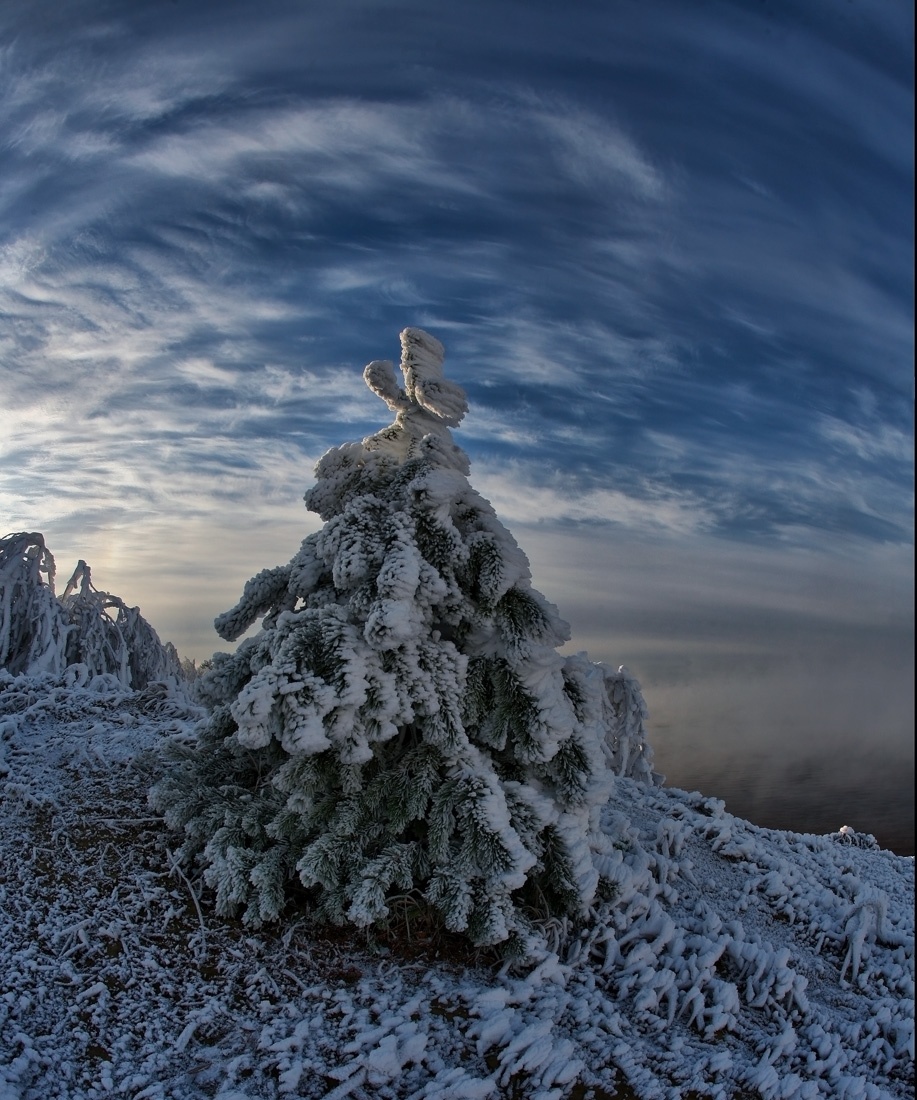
[
  {"xmin": 2, "ymin": 329, "xmax": 913, "ymax": 1100},
  {"xmin": 151, "ymin": 327, "xmax": 658, "ymax": 955}
]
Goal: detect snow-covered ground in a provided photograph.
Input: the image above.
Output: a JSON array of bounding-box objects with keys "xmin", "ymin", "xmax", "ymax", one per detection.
[{"xmin": 1, "ymin": 675, "xmax": 913, "ymax": 1100}]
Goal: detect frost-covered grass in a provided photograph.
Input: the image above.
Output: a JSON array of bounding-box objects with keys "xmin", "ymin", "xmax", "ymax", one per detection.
[{"xmin": 1, "ymin": 676, "xmax": 913, "ymax": 1100}]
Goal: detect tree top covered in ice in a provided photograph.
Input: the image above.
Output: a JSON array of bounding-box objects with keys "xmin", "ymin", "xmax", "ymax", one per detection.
[{"xmin": 360, "ymin": 327, "xmax": 471, "ymax": 474}]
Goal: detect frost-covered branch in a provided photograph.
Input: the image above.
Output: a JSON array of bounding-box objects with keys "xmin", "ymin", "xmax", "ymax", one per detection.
[{"xmin": 213, "ymin": 565, "xmax": 294, "ymax": 642}]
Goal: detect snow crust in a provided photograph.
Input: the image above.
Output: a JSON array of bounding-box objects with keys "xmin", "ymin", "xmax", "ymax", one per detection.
[{"xmin": 2, "ymin": 674, "xmax": 912, "ymax": 1100}]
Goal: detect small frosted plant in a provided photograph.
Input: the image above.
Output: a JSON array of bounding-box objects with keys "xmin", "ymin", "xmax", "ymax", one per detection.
[{"xmin": 60, "ymin": 560, "xmax": 183, "ymax": 689}]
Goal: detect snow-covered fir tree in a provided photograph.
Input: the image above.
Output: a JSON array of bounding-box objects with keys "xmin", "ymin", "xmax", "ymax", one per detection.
[
  {"xmin": 0, "ymin": 532, "xmax": 183, "ymax": 689},
  {"xmin": 152, "ymin": 328, "xmax": 658, "ymax": 954}
]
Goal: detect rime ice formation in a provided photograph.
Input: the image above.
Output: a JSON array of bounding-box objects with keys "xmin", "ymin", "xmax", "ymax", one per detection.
[
  {"xmin": 0, "ymin": 532, "xmax": 68, "ymax": 677},
  {"xmin": 362, "ymin": 328, "xmax": 470, "ymax": 470},
  {"xmin": 152, "ymin": 328, "xmax": 657, "ymax": 952},
  {"xmin": 0, "ymin": 531, "xmax": 183, "ymax": 689}
]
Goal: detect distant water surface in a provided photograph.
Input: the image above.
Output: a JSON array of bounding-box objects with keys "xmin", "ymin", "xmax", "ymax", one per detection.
[
  {"xmin": 535, "ymin": 528, "xmax": 914, "ymax": 859},
  {"xmin": 652, "ymin": 733, "xmax": 915, "ymax": 857},
  {"xmin": 642, "ymin": 644, "xmax": 915, "ymax": 858}
]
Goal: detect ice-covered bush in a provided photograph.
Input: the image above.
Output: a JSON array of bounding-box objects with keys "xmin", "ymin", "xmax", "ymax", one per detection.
[
  {"xmin": 152, "ymin": 328, "xmax": 657, "ymax": 954},
  {"xmin": 0, "ymin": 532, "xmax": 69, "ymax": 677},
  {"xmin": 0, "ymin": 533, "xmax": 183, "ymax": 690},
  {"xmin": 60, "ymin": 560, "xmax": 183, "ymax": 689}
]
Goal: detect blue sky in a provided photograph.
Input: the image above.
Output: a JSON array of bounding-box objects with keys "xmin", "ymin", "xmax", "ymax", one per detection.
[{"xmin": 1, "ymin": 0, "xmax": 912, "ymax": 844}]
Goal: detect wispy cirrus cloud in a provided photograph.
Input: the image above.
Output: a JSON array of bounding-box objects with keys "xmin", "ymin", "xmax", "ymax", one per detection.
[{"xmin": 472, "ymin": 461, "xmax": 715, "ymax": 538}]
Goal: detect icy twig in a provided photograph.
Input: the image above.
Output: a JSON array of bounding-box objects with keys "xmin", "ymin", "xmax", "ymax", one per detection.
[{"xmin": 166, "ymin": 847, "xmax": 208, "ymax": 960}]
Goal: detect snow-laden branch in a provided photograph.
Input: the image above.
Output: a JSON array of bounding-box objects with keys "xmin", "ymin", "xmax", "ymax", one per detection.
[{"xmin": 362, "ymin": 328, "xmax": 470, "ymax": 473}]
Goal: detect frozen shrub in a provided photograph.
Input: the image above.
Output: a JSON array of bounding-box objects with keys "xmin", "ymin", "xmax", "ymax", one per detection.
[
  {"xmin": 60, "ymin": 560, "xmax": 184, "ymax": 689},
  {"xmin": 0, "ymin": 532, "xmax": 69, "ymax": 677},
  {"xmin": 0, "ymin": 534, "xmax": 183, "ymax": 690}
]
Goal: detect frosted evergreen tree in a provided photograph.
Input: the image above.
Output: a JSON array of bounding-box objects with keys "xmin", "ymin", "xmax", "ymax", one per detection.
[
  {"xmin": 152, "ymin": 328, "xmax": 657, "ymax": 953},
  {"xmin": 0, "ymin": 532, "xmax": 183, "ymax": 689}
]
